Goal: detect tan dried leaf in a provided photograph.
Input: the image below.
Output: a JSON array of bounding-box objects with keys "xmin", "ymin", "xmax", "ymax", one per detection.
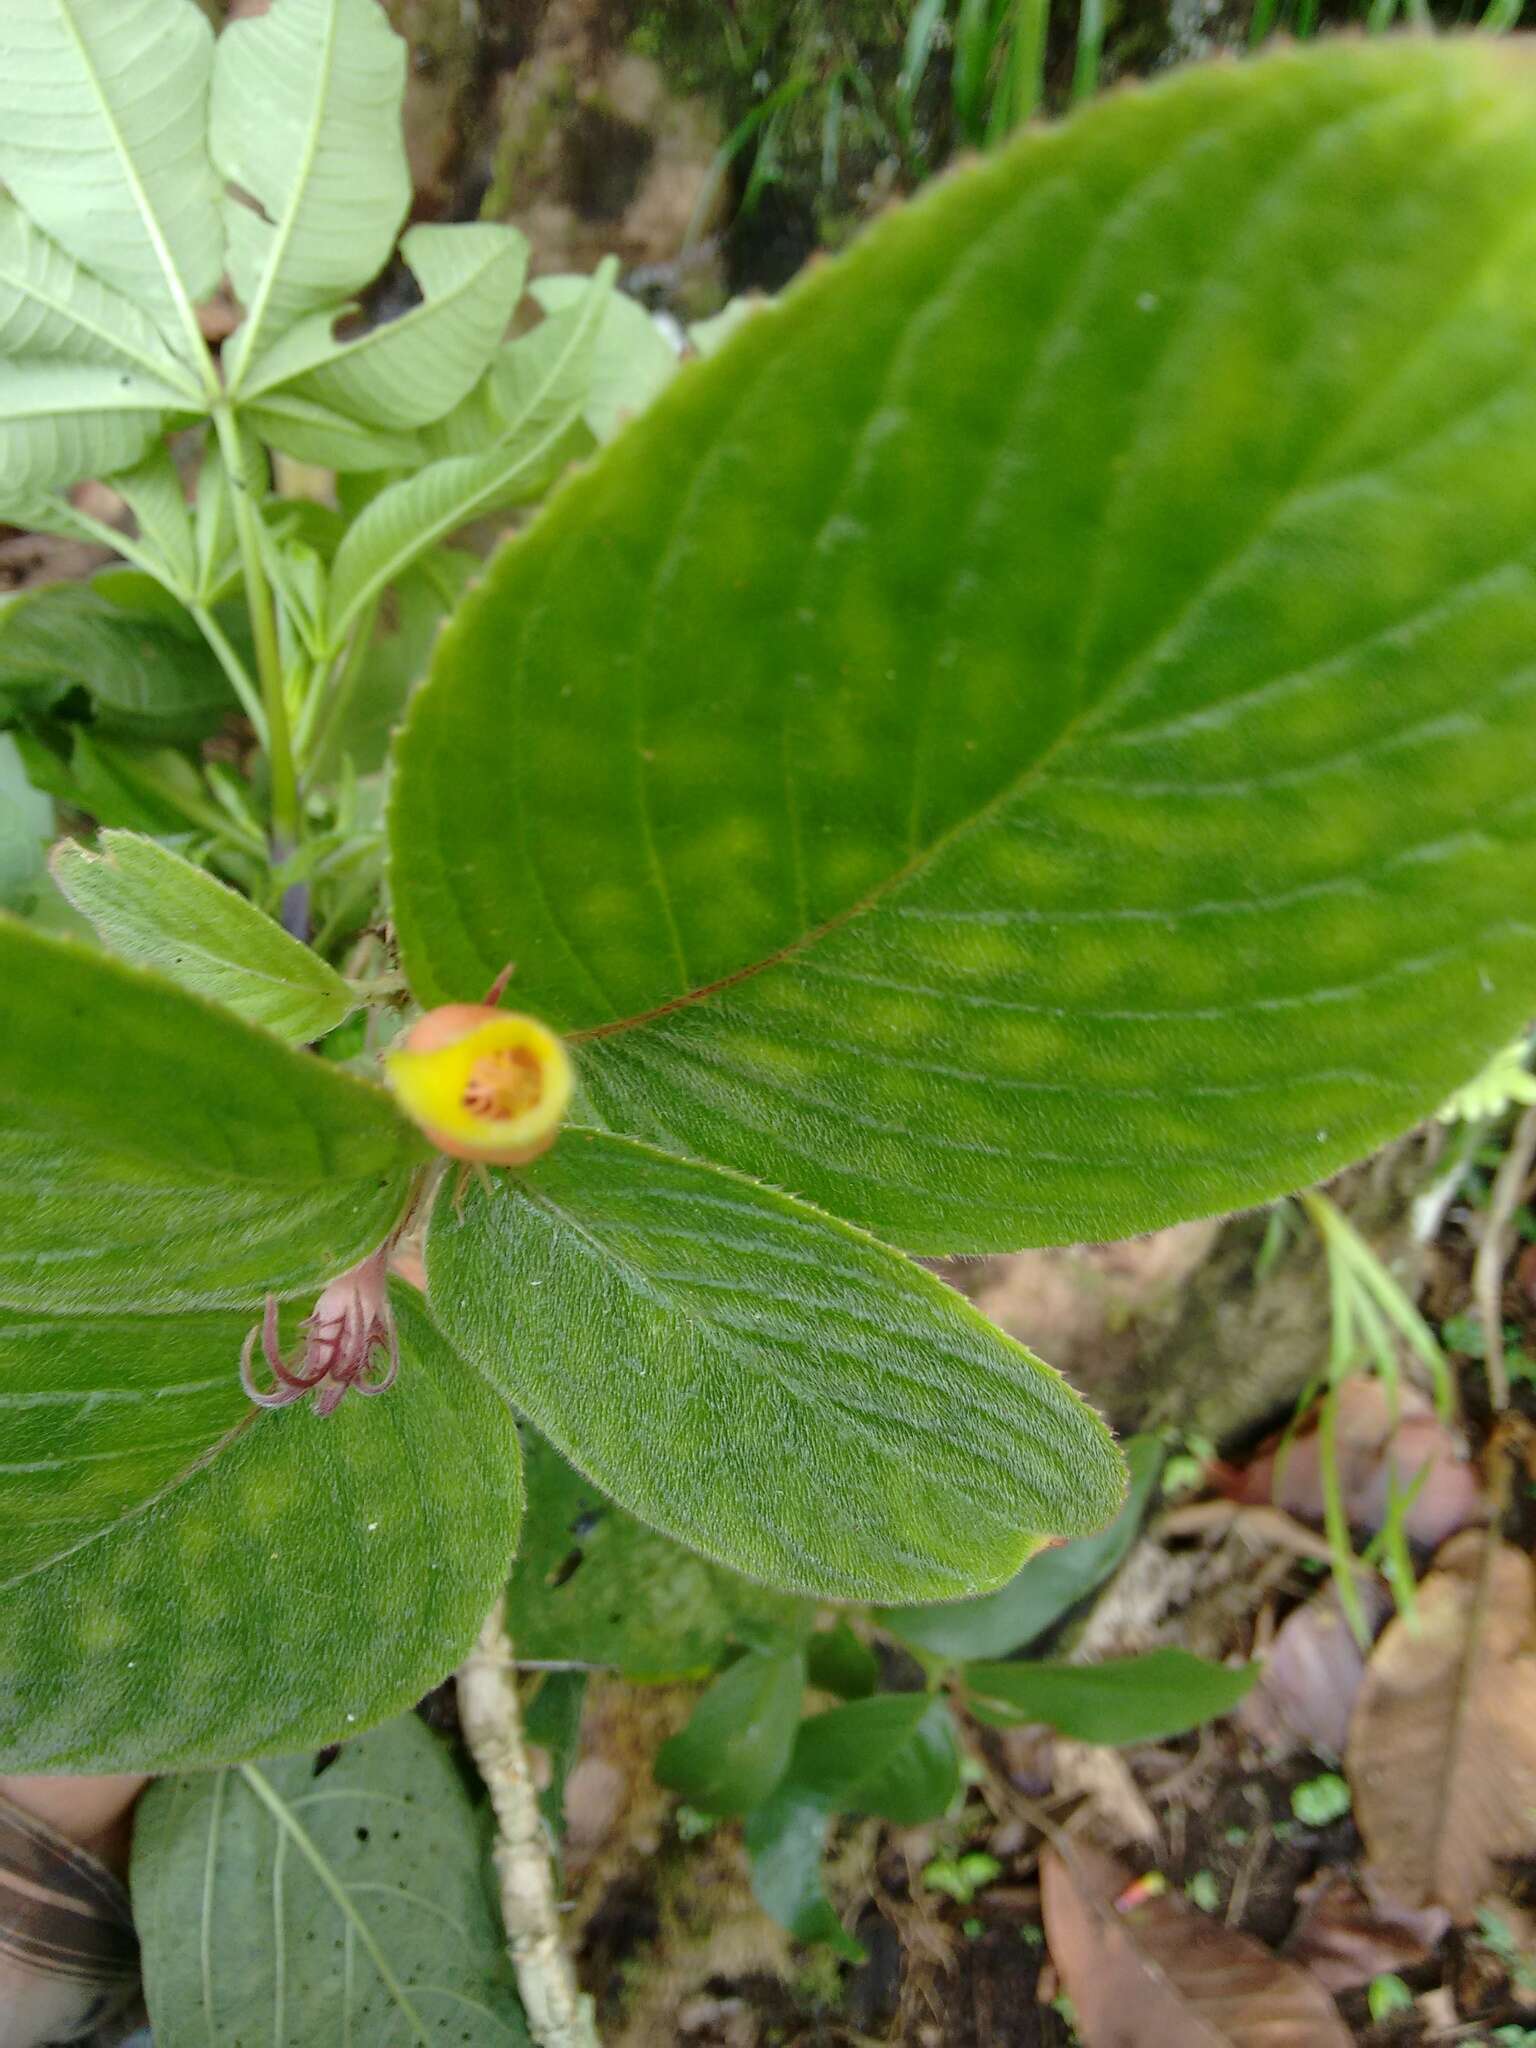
[
  {"xmin": 1347, "ymin": 1531, "xmax": 1536, "ymax": 1919},
  {"xmin": 1040, "ymin": 1840, "xmax": 1350, "ymax": 2048}
]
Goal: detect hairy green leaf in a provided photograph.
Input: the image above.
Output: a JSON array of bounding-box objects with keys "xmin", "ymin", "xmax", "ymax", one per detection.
[
  {"xmin": 0, "ymin": 0, "xmax": 222, "ymax": 366},
  {"xmin": 0, "ymin": 920, "xmax": 425, "ymax": 1313},
  {"xmin": 426, "ymin": 1131, "xmax": 1122, "ymax": 1602},
  {"xmin": 212, "ymin": 0, "xmax": 410, "ymax": 382},
  {"xmin": 135, "ymin": 1714, "xmax": 529, "ymax": 2043},
  {"xmin": 0, "ymin": 1288, "xmax": 522, "ymax": 1771},
  {"xmin": 882, "ymin": 1433, "xmax": 1162, "ymax": 1661},
  {"xmin": 786, "ymin": 1693, "xmax": 959, "ymax": 1823},
  {"xmin": 505, "ymin": 1430, "xmax": 809, "ymax": 1680},
  {"xmin": 392, "ymin": 42, "xmax": 1536, "ymax": 1253},
  {"xmin": 243, "ymin": 222, "xmax": 528, "ymax": 430},
  {"xmin": 52, "ymin": 832, "xmax": 357, "ymax": 1045},
  {"xmin": 655, "ymin": 1647, "xmax": 805, "ymax": 1815},
  {"xmin": 745, "ymin": 1790, "xmax": 864, "ymax": 1962},
  {"xmin": 965, "ymin": 1649, "xmax": 1258, "ymax": 1744},
  {"xmin": 326, "ymin": 265, "xmax": 615, "ymax": 643}
]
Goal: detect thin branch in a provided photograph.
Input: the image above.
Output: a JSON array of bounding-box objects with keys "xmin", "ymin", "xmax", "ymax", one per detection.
[
  {"xmin": 1472, "ymin": 1102, "xmax": 1536, "ymax": 1412},
  {"xmin": 456, "ymin": 1599, "xmax": 599, "ymax": 2048}
]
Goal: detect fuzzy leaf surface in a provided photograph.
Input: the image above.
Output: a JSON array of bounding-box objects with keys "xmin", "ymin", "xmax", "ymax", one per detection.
[
  {"xmin": 505, "ymin": 1430, "xmax": 809, "ymax": 1680},
  {"xmin": 882, "ymin": 1433, "xmax": 1162, "ymax": 1660},
  {"xmin": 426, "ymin": 1131, "xmax": 1123, "ymax": 1603},
  {"xmin": 0, "ymin": 0, "xmax": 222, "ymax": 363},
  {"xmin": 134, "ymin": 1713, "xmax": 529, "ymax": 2042},
  {"xmin": 392, "ymin": 42, "xmax": 1536, "ymax": 1254},
  {"xmin": 0, "ymin": 922, "xmax": 425, "ymax": 1313},
  {"xmin": 0, "ymin": 1288, "xmax": 522, "ymax": 1772},
  {"xmin": 52, "ymin": 832, "xmax": 357, "ymax": 1045}
]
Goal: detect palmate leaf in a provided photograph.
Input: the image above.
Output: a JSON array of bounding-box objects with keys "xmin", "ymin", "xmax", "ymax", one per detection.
[
  {"xmin": 391, "ymin": 41, "xmax": 1536, "ymax": 1255},
  {"xmin": 212, "ymin": 0, "xmax": 411, "ymax": 384},
  {"xmin": 135, "ymin": 1714, "xmax": 529, "ymax": 2043},
  {"xmin": 0, "ymin": 1289, "xmax": 523, "ymax": 1773},
  {"xmin": 0, "ymin": 363, "xmax": 187, "ymax": 508},
  {"xmin": 52, "ymin": 832, "xmax": 358, "ymax": 1045},
  {"xmin": 0, "ymin": 0, "xmax": 222, "ymax": 368},
  {"xmin": 325, "ymin": 263, "xmax": 615, "ymax": 643},
  {"xmin": 0, "ymin": 921, "xmax": 425, "ymax": 1314},
  {"xmin": 242, "ymin": 222, "xmax": 529, "ymax": 431},
  {"xmin": 425, "ymin": 1132, "xmax": 1122, "ymax": 1603}
]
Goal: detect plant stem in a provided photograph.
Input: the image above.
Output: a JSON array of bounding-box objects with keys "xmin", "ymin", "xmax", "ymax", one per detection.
[
  {"xmin": 212, "ymin": 408, "xmax": 301, "ymax": 855},
  {"xmin": 456, "ymin": 1600, "xmax": 600, "ymax": 2048},
  {"xmin": 189, "ymin": 603, "xmax": 269, "ymax": 745},
  {"xmin": 1473, "ymin": 1101, "xmax": 1536, "ymax": 1413},
  {"xmin": 299, "ymin": 598, "xmax": 381, "ymax": 770}
]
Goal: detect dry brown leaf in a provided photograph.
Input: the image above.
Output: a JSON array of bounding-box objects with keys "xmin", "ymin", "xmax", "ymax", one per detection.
[
  {"xmin": 1347, "ymin": 1530, "xmax": 1536, "ymax": 1918},
  {"xmin": 1040, "ymin": 1840, "xmax": 1351, "ymax": 2048},
  {"xmin": 1239, "ymin": 1578, "xmax": 1392, "ymax": 1759},
  {"xmin": 0, "ymin": 1790, "xmax": 138, "ymax": 2048},
  {"xmin": 1284, "ymin": 1865, "xmax": 1449, "ymax": 1992},
  {"xmin": 1224, "ymin": 1379, "xmax": 1485, "ymax": 1547}
]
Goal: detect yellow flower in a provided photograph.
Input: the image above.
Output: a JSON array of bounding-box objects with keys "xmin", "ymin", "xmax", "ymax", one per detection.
[{"xmin": 384, "ymin": 1004, "xmax": 573, "ymax": 1165}]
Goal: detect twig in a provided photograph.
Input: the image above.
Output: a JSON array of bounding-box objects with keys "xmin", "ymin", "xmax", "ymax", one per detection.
[
  {"xmin": 456, "ymin": 1599, "xmax": 600, "ymax": 2048},
  {"xmin": 1472, "ymin": 1102, "xmax": 1536, "ymax": 1412}
]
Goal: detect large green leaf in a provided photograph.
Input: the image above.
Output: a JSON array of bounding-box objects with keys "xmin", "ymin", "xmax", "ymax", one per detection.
[
  {"xmin": 881, "ymin": 1433, "xmax": 1163, "ymax": 1661},
  {"xmin": 655, "ymin": 1647, "xmax": 805, "ymax": 1815},
  {"xmin": 325, "ymin": 264, "xmax": 615, "ymax": 645},
  {"xmin": 0, "ymin": 920, "xmax": 425, "ymax": 1313},
  {"xmin": 242, "ymin": 222, "xmax": 529, "ymax": 430},
  {"xmin": 211, "ymin": 0, "xmax": 410, "ymax": 383},
  {"xmin": 0, "ymin": 0, "xmax": 222, "ymax": 366},
  {"xmin": 52, "ymin": 831, "xmax": 358, "ymax": 1045},
  {"xmin": 427, "ymin": 1132, "xmax": 1122, "ymax": 1602},
  {"xmin": 964, "ymin": 1649, "xmax": 1258, "ymax": 1745},
  {"xmin": 0, "ymin": 1288, "xmax": 523, "ymax": 1771},
  {"xmin": 505, "ymin": 1430, "xmax": 809, "ymax": 1680},
  {"xmin": 391, "ymin": 41, "xmax": 1536, "ymax": 1255},
  {"xmin": 135, "ymin": 1714, "xmax": 529, "ymax": 2043}
]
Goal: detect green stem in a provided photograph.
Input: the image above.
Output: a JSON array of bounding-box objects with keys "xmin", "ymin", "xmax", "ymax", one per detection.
[
  {"xmin": 300, "ymin": 599, "xmax": 381, "ymax": 770},
  {"xmin": 213, "ymin": 408, "xmax": 301, "ymax": 853},
  {"xmin": 188, "ymin": 603, "xmax": 268, "ymax": 745}
]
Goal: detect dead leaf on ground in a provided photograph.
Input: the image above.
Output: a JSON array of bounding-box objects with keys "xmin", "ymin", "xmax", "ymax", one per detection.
[
  {"xmin": 1240, "ymin": 1577, "xmax": 1392, "ymax": 1759},
  {"xmin": 1040, "ymin": 1839, "xmax": 1350, "ymax": 2047},
  {"xmin": 1222, "ymin": 1380, "xmax": 1484, "ymax": 1547},
  {"xmin": 1347, "ymin": 1531, "xmax": 1536, "ymax": 1919},
  {"xmin": 1284, "ymin": 1864, "xmax": 1449, "ymax": 1992},
  {"xmin": 0, "ymin": 1790, "xmax": 139, "ymax": 2048}
]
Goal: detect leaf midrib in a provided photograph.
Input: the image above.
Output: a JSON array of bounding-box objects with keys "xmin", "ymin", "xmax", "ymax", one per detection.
[
  {"xmin": 237, "ymin": 1762, "xmax": 437, "ymax": 2048},
  {"xmin": 224, "ymin": 0, "xmax": 344, "ymax": 387},
  {"xmin": 47, "ymin": 0, "xmax": 213, "ymax": 381}
]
